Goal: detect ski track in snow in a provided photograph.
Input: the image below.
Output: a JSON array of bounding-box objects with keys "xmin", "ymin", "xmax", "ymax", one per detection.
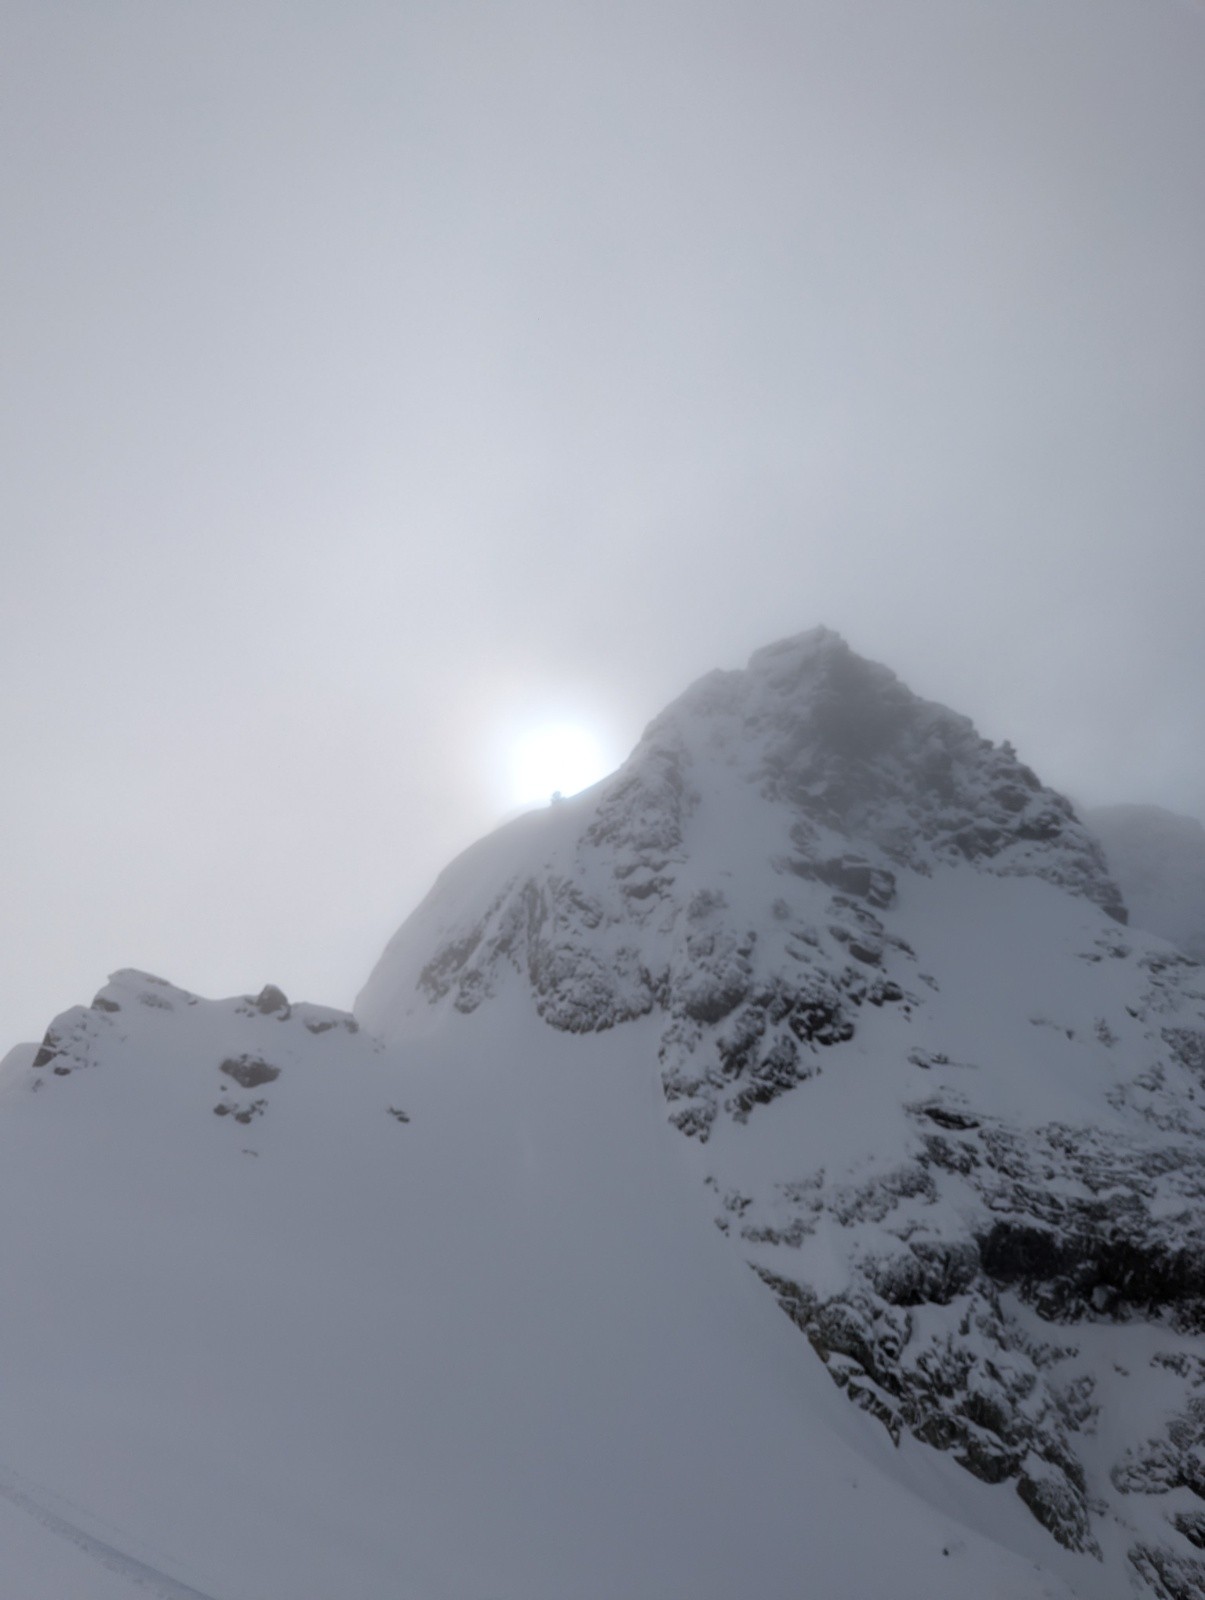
[{"xmin": 0, "ymin": 1471, "xmax": 228, "ymax": 1600}]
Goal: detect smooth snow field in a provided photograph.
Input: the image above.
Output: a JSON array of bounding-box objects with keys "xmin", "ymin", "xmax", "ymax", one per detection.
[{"xmin": 0, "ymin": 977, "xmax": 1079, "ymax": 1600}]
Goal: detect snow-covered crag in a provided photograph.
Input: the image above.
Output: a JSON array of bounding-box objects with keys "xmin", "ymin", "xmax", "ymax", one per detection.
[{"xmin": 361, "ymin": 628, "xmax": 1205, "ymax": 1595}]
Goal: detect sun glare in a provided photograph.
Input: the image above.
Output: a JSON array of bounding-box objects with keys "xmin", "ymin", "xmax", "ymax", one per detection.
[{"xmin": 508, "ymin": 723, "xmax": 611, "ymax": 809}]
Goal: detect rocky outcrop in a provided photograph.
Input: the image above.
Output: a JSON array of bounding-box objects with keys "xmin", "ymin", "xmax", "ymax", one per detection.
[{"xmin": 220, "ymin": 1054, "xmax": 281, "ymax": 1089}]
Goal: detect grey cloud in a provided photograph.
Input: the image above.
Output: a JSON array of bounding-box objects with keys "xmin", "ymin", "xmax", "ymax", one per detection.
[{"xmin": 2, "ymin": 0, "xmax": 1203, "ymax": 1047}]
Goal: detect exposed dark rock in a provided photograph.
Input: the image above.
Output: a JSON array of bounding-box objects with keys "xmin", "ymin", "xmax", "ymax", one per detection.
[
  {"xmin": 31, "ymin": 1030, "xmax": 59, "ymax": 1069},
  {"xmin": 869, "ymin": 1240, "xmax": 979, "ymax": 1307},
  {"xmin": 915, "ymin": 1104, "xmax": 980, "ymax": 1131},
  {"xmin": 1166, "ymin": 1030, "xmax": 1205, "ymax": 1076},
  {"xmin": 220, "ymin": 1055, "xmax": 280, "ymax": 1089},
  {"xmin": 1154, "ymin": 1352, "xmax": 1205, "ymax": 1388},
  {"xmin": 724, "ymin": 1082, "xmax": 1204, "ymax": 1549},
  {"xmin": 252, "ymin": 984, "xmax": 290, "ymax": 1017},
  {"xmin": 1129, "ymin": 1543, "xmax": 1205, "ymax": 1600},
  {"xmin": 213, "ymin": 1096, "xmax": 267, "ymax": 1125},
  {"xmin": 1115, "ymin": 1392, "xmax": 1205, "ymax": 1504},
  {"xmin": 1017, "ymin": 1463, "xmax": 1096, "ymax": 1554},
  {"xmin": 1173, "ymin": 1511, "xmax": 1205, "ymax": 1551},
  {"xmin": 980, "ymin": 1222, "xmax": 1072, "ymax": 1284},
  {"xmin": 751, "ymin": 1259, "xmax": 1095, "ymax": 1547},
  {"xmin": 1114, "ymin": 1440, "xmax": 1185, "ymax": 1496}
]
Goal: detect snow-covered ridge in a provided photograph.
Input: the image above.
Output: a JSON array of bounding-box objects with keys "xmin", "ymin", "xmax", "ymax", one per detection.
[{"xmin": 22, "ymin": 967, "xmax": 367, "ymax": 1124}]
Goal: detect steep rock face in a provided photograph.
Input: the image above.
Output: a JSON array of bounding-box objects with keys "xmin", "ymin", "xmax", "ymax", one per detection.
[
  {"xmin": 359, "ymin": 628, "xmax": 1205, "ymax": 1591},
  {"xmin": 1088, "ymin": 804, "xmax": 1205, "ymax": 965}
]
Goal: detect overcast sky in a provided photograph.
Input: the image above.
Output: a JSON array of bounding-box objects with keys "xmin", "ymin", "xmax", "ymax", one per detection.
[{"xmin": 3, "ymin": 0, "xmax": 1204, "ymax": 1050}]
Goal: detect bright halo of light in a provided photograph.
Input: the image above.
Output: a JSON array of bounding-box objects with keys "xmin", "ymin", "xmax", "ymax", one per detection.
[{"xmin": 508, "ymin": 723, "xmax": 611, "ymax": 808}]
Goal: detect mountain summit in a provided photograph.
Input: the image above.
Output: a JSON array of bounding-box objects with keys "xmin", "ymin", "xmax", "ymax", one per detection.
[
  {"xmin": 4, "ymin": 629, "xmax": 1204, "ymax": 1600},
  {"xmin": 360, "ymin": 625, "xmax": 1129, "ymax": 1135},
  {"xmin": 361, "ymin": 630, "xmax": 1128, "ymax": 1045},
  {"xmin": 360, "ymin": 627, "xmax": 1205, "ymax": 1590}
]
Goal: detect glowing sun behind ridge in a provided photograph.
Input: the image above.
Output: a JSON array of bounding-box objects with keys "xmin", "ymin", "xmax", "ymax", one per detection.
[{"xmin": 508, "ymin": 722, "xmax": 612, "ymax": 808}]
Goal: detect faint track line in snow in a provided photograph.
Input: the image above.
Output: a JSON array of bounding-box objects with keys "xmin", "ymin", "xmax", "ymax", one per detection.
[{"xmin": 0, "ymin": 1472, "xmax": 229, "ymax": 1600}]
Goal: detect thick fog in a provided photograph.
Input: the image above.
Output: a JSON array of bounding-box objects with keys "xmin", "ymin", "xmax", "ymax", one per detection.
[{"xmin": 3, "ymin": 0, "xmax": 1203, "ymax": 1050}]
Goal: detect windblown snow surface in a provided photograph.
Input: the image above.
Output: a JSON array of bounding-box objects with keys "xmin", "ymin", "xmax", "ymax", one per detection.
[{"xmin": 5, "ymin": 630, "xmax": 1204, "ymax": 1599}]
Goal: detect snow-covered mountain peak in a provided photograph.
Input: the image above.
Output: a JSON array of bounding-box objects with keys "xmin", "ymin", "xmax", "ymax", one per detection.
[
  {"xmin": 354, "ymin": 630, "xmax": 1205, "ymax": 1590},
  {"xmin": 358, "ymin": 628, "xmax": 1125, "ymax": 1049},
  {"xmin": 6, "ymin": 630, "xmax": 1204, "ymax": 1600}
]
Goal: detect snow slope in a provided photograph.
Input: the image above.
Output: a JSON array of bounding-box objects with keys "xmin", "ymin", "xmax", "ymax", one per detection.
[{"xmin": 0, "ymin": 968, "xmax": 1078, "ymax": 1600}]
